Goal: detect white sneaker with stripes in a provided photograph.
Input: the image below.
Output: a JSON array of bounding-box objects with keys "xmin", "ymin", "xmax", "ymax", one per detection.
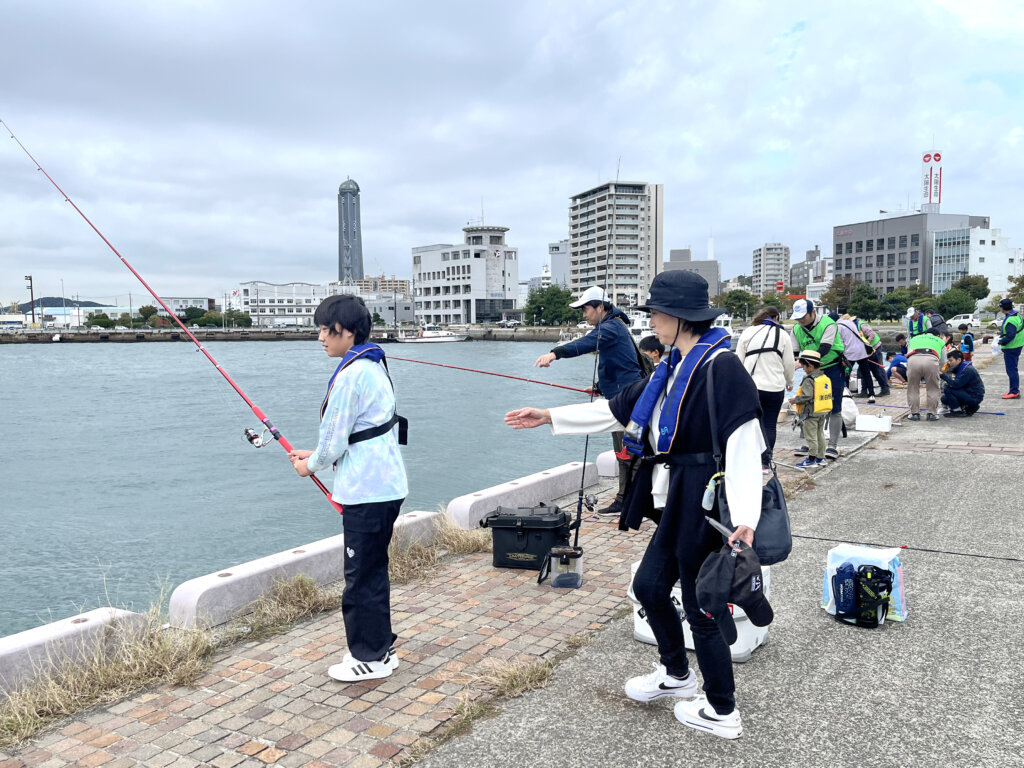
[{"xmin": 327, "ymin": 647, "xmax": 399, "ymax": 682}]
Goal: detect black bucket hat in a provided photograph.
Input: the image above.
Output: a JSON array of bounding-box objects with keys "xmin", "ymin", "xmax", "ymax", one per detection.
[
  {"xmin": 696, "ymin": 544, "xmax": 774, "ymax": 646},
  {"xmin": 636, "ymin": 270, "xmax": 725, "ymax": 322}
]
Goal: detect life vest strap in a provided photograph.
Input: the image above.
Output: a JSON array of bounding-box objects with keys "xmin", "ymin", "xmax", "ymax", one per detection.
[{"xmin": 349, "ymin": 413, "xmax": 409, "ymax": 446}]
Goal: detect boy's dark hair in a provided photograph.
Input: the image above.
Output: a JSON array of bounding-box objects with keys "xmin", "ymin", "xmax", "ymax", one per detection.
[
  {"xmin": 639, "ymin": 335, "xmax": 664, "ymax": 354},
  {"xmin": 958, "ymin": 323, "xmax": 969, "ymax": 331},
  {"xmin": 314, "ymin": 294, "xmax": 371, "ymax": 344},
  {"xmin": 895, "ymin": 333, "xmax": 907, "ymax": 342},
  {"xmin": 948, "ymin": 349, "xmax": 963, "ymax": 360}
]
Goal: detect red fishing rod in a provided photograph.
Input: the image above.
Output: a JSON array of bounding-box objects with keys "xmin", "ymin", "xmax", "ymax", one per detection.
[
  {"xmin": 389, "ymin": 356, "xmax": 590, "ymax": 394},
  {"xmin": 2, "ymin": 119, "xmax": 343, "ymax": 515}
]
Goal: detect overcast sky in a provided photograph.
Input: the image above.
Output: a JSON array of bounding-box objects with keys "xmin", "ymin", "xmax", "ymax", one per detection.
[{"xmin": 2, "ymin": 0, "xmax": 1023, "ymax": 306}]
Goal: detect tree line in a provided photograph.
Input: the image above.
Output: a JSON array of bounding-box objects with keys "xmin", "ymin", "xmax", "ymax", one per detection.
[
  {"xmin": 711, "ymin": 274, "xmax": 1024, "ymax": 321},
  {"xmin": 85, "ymin": 305, "xmax": 253, "ymax": 328}
]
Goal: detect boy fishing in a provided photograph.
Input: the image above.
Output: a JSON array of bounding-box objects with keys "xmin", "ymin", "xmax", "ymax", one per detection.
[
  {"xmin": 789, "ymin": 350, "xmax": 831, "ymax": 468},
  {"xmin": 289, "ymin": 294, "xmax": 408, "ymax": 683}
]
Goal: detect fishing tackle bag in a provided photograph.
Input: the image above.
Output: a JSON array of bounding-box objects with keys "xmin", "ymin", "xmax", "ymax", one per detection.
[
  {"xmin": 480, "ymin": 504, "xmax": 572, "ymax": 571},
  {"xmin": 832, "ymin": 563, "xmax": 894, "ymax": 628},
  {"xmin": 822, "ymin": 543, "xmax": 908, "ymax": 623}
]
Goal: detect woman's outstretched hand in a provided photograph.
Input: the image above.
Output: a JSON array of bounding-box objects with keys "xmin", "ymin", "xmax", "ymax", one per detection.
[{"xmin": 504, "ymin": 407, "xmax": 552, "ymax": 430}]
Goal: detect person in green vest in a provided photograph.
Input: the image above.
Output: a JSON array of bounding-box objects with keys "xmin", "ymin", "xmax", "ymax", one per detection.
[
  {"xmin": 997, "ymin": 298, "xmax": 1022, "ymax": 399},
  {"xmin": 905, "ymin": 324, "xmax": 947, "ymax": 421},
  {"xmin": 906, "ymin": 307, "xmax": 931, "ymax": 338},
  {"xmin": 790, "ymin": 299, "xmax": 845, "ymax": 459}
]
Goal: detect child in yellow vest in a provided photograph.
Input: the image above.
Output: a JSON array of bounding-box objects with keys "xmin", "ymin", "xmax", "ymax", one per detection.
[{"xmin": 789, "ymin": 350, "xmax": 832, "ymax": 467}]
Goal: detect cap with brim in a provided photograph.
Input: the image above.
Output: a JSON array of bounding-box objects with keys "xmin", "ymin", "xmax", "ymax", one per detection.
[
  {"xmin": 790, "ymin": 299, "xmax": 812, "ymax": 321},
  {"xmin": 570, "ymin": 285, "xmax": 608, "ymax": 309},
  {"xmin": 696, "ymin": 545, "xmax": 774, "ymax": 646},
  {"xmin": 1000, "ymin": 298, "xmax": 1014, "ymax": 310},
  {"xmin": 906, "ymin": 307, "xmax": 916, "ymax": 318},
  {"xmin": 635, "ymin": 270, "xmax": 725, "ymax": 322}
]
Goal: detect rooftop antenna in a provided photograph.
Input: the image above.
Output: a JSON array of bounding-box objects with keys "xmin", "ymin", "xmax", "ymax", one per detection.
[
  {"xmin": 616, "ymin": 156, "xmax": 621, "ymax": 182},
  {"xmin": 481, "ymin": 197, "xmax": 485, "ymax": 225}
]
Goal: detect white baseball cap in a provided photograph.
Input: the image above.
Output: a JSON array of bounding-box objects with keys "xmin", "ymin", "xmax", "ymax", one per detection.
[
  {"xmin": 570, "ymin": 286, "xmax": 608, "ymax": 308},
  {"xmin": 906, "ymin": 307, "xmax": 916, "ymax": 318},
  {"xmin": 790, "ymin": 299, "xmax": 812, "ymax": 320}
]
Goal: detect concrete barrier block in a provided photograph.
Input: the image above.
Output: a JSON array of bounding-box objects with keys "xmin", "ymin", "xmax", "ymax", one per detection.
[
  {"xmin": 168, "ymin": 510, "xmax": 440, "ymax": 629},
  {"xmin": 447, "ymin": 461, "xmax": 597, "ymax": 530},
  {"xmin": 0, "ymin": 608, "xmax": 146, "ymax": 694},
  {"xmin": 596, "ymin": 450, "xmax": 619, "ymax": 477}
]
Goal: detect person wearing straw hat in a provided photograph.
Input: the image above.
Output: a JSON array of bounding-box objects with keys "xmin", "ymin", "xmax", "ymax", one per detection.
[{"xmin": 506, "ymin": 271, "xmax": 764, "ymax": 739}]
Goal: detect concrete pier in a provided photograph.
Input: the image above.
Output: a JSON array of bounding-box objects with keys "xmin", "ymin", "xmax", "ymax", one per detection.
[{"xmin": 1, "ymin": 355, "xmax": 1021, "ymax": 766}]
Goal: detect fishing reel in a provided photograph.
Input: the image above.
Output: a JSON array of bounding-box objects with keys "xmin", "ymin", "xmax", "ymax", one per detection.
[{"xmin": 243, "ymin": 427, "xmax": 271, "ymax": 448}]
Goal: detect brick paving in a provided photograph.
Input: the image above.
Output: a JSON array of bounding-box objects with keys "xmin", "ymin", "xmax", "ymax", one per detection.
[{"xmin": 0, "ymin": 492, "xmax": 645, "ymax": 768}]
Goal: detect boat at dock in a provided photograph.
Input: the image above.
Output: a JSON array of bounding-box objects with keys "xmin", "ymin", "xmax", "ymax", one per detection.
[{"xmin": 398, "ymin": 325, "xmax": 470, "ymax": 343}]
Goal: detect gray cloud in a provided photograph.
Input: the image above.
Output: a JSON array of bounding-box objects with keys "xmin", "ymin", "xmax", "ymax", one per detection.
[{"xmin": 2, "ymin": 0, "xmax": 1023, "ymax": 304}]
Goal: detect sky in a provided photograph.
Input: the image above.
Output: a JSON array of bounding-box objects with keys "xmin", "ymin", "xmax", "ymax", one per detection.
[{"xmin": 2, "ymin": 0, "xmax": 1024, "ymax": 307}]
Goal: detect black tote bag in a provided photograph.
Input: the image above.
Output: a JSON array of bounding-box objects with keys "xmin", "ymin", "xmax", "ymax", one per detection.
[{"xmin": 706, "ymin": 356, "xmax": 792, "ymax": 565}]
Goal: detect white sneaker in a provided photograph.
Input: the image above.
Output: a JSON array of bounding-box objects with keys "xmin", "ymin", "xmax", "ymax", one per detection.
[
  {"xmin": 936, "ymin": 406, "xmax": 950, "ymax": 415},
  {"xmin": 674, "ymin": 695, "xmax": 743, "ymax": 739},
  {"xmin": 328, "ymin": 647, "xmax": 399, "ymax": 682},
  {"xmin": 624, "ymin": 663, "xmax": 698, "ymax": 702}
]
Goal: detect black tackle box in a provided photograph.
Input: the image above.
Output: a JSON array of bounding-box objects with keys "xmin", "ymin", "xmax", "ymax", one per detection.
[{"xmin": 481, "ymin": 504, "xmax": 572, "ymax": 570}]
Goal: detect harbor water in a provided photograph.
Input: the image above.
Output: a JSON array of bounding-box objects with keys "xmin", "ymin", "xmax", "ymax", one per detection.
[{"xmin": 0, "ymin": 340, "xmax": 596, "ymax": 637}]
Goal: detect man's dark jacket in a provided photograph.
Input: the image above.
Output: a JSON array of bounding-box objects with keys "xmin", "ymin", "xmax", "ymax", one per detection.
[
  {"xmin": 552, "ymin": 308, "xmax": 643, "ymax": 398},
  {"xmin": 940, "ymin": 362, "xmax": 985, "ymax": 403}
]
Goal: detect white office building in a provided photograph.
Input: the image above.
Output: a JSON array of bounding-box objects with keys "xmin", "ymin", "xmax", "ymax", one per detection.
[
  {"xmin": 931, "ymin": 227, "xmax": 1023, "ymax": 295},
  {"xmin": 528, "ymin": 265, "xmax": 552, "ymax": 294},
  {"xmin": 237, "ymin": 282, "xmax": 337, "ymax": 327},
  {"xmin": 412, "ymin": 225, "xmax": 520, "ymax": 325},
  {"xmin": 156, "ymin": 297, "xmax": 216, "ymax": 317},
  {"xmin": 569, "ymin": 181, "xmax": 663, "ymax": 307},
  {"xmin": 752, "ymin": 243, "xmax": 791, "ymax": 296}
]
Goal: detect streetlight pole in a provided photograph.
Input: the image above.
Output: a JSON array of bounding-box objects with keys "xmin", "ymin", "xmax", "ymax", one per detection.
[
  {"xmin": 24, "ymin": 275, "xmax": 35, "ymax": 324},
  {"xmin": 61, "ymin": 278, "xmax": 67, "ymax": 328}
]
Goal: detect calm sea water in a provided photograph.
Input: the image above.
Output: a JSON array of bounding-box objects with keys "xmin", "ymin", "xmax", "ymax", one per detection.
[{"xmin": 0, "ymin": 340, "xmax": 598, "ymax": 636}]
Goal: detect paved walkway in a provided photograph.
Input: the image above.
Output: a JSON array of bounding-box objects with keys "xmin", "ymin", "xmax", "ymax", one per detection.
[{"xmin": 3, "ymin": 355, "xmax": 1021, "ymax": 767}]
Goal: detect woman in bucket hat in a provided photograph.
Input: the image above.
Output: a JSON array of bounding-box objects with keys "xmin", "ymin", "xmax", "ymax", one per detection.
[{"xmin": 505, "ymin": 270, "xmax": 765, "ymax": 739}]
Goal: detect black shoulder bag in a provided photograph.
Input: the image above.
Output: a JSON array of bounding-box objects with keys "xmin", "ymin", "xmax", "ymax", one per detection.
[{"xmin": 706, "ymin": 356, "xmax": 792, "ymax": 565}]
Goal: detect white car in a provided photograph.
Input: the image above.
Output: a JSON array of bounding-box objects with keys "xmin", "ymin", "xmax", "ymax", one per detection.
[
  {"xmin": 576, "ymin": 321, "xmax": 590, "ymax": 328},
  {"xmin": 948, "ymin": 313, "xmax": 979, "ymax": 328}
]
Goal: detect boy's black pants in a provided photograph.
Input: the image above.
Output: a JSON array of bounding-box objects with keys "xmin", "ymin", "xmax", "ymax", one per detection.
[{"xmin": 342, "ymin": 499, "xmax": 403, "ymax": 662}]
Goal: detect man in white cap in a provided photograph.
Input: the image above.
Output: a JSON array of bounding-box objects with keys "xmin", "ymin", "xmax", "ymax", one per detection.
[
  {"xmin": 534, "ymin": 286, "xmax": 645, "ymax": 515},
  {"xmin": 790, "ymin": 299, "xmax": 845, "ymax": 460},
  {"xmin": 906, "ymin": 307, "xmax": 931, "ymax": 338}
]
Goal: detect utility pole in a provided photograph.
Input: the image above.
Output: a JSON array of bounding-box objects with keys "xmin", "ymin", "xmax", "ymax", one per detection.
[
  {"xmin": 24, "ymin": 275, "xmax": 35, "ymax": 324},
  {"xmin": 61, "ymin": 279, "xmax": 67, "ymax": 328}
]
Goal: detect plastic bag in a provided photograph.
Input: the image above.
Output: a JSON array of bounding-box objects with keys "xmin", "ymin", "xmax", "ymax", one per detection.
[
  {"xmin": 841, "ymin": 390, "xmax": 859, "ymax": 429},
  {"xmin": 991, "ymin": 341, "xmax": 1001, "ymax": 356},
  {"xmin": 822, "ymin": 543, "xmax": 907, "ymax": 622}
]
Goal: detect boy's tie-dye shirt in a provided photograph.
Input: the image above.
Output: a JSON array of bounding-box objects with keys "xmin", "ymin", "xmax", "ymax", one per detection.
[{"xmin": 307, "ymin": 358, "xmax": 408, "ymax": 504}]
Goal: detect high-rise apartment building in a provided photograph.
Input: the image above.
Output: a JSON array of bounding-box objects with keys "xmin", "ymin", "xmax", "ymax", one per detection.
[
  {"xmin": 338, "ymin": 179, "xmax": 364, "ymax": 282},
  {"xmin": 752, "ymin": 243, "xmax": 791, "ymax": 295},
  {"xmin": 412, "ymin": 225, "xmax": 519, "ymax": 325},
  {"xmin": 832, "ymin": 212, "xmax": 989, "ymax": 293},
  {"xmin": 569, "ymin": 181, "xmax": 663, "ymax": 307}
]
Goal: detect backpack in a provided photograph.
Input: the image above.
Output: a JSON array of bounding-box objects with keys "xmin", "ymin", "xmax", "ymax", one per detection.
[
  {"xmin": 833, "ymin": 563, "xmax": 893, "ymax": 628},
  {"xmin": 797, "ymin": 373, "xmax": 832, "ymax": 416},
  {"xmin": 812, "ymin": 374, "xmax": 833, "ymax": 414}
]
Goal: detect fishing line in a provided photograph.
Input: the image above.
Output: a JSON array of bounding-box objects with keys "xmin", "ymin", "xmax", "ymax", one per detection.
[
  {"xmin": 860, "ymin": 402, "xmax": 1005, "ymax": 416},
  {"xmin": 389, "ymin": 356, "xmax": 590, "ymax": 394},
  {"xmin": 2, "ymin": 119, "xmax": 343, "ymax": 515},
  {"xmin": 791, "ymin": 533, "xmax": 1024, "ymax": 564}
]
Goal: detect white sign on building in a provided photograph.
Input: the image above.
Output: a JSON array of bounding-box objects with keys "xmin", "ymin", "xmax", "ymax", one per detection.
[{"xmin": 921, "ymin": 151, "xmax": 943, "ymax": 211}]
